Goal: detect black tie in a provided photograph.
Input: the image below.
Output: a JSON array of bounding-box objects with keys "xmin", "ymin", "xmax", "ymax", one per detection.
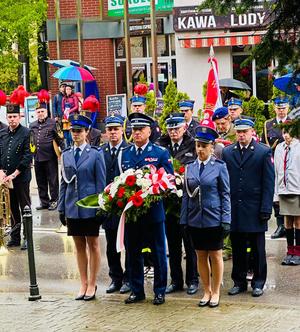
[
  {"xmin": 137, "ymin": 147, "xmax": 143, "ymax": 156},
  {"xmin": 74, "ymin": 147, "xmax": 81, "ymax": 164},
  {"xmin": 173, "ymin": 143, "xmax": 179, "ymax": 153},
  {"xmin": 199, "ymin": 162, "xmax": 205, "ymax": 176},
  {"xmin": 279, "ymin": 120, "xmax": 283, "ymax": 124},
  {"xmin": 111, "ymin": 147, "xmax": 117, "ymax": 158},
  {"xmin": 241, "ymin": 147, "xmax": 247, "ymax": 159}
]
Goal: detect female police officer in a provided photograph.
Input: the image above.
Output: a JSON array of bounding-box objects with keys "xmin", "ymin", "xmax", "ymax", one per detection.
[
  {"xmin": 180, "ymin": 125, "xmax": 231, "ymax": 308},
  {"xmin": 58, "ymin": 114, "xmax": 106, "ymax": 301}
]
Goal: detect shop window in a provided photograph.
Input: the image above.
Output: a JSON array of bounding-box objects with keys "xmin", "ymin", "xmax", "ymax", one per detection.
[
  {"xmin": 170, "ymin": 35, "xmax": 176, "ymax": 56},
  {"xmin": 256, "ymin": 67, "xmax": 274, "ymax": 102},
  {"xmin": 131, "ymin": 36, "xmax": 147, "ymax": 58},
  {"xmin": 149, "ymin": 35, "xmax": 169, "ymax": 57},
  {"xmin": 115, "ymin": 39, "xmax": 125, "ymax": 59},
  {"xmin": 232, "ymin": 55, "xmax": 252, "ymax": 91}
]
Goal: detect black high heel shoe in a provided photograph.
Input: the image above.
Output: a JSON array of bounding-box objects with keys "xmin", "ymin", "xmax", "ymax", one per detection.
[
  {"xmin": 84, "ymin": 286, "xmax": 97, "ymax": 301},
  {"xmin": 75, "ymin": 294, "xmax": 85, "ymax": 301}
]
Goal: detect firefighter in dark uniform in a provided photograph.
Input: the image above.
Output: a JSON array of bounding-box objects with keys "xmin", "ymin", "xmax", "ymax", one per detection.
[
  {"xmin": 30, "ymin": 101, "xmax": 64, "ymax": 211},
  {"xmin": 124, "ymin": 95, "xmax": 161, "ymax": 143},
  {"xmin": 118, "ymin": 112, "xmax": 173, "ymax": 305},
  {"xmin": 179, "ymin": 100, "xmax": 199, "ymax": 136},
  {"xmin": 223, "ymin": 118, "xmax": 275, "ymax": 298},
  {"xmin": 0, "ymin": 103, "xmax": 32, "ymax": 249},
  {"xmin": 261, "ymin": 97, "xmax": 290, "ymax": 239},
  {"xmin": 157, "ymin": 113, "xmax": 199, "ymax": 295},
  {"xmin": 101, "ymin": 115, "xmax": 131, "ymax": 295}
]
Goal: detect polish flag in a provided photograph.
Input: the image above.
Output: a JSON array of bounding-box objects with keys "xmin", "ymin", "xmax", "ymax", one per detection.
[{"xmin": 204, "ymin": 46, "xmax": 223, "ymax": 119}]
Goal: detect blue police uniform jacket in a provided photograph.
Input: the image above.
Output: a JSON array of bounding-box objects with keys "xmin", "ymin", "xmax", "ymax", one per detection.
[
  {"xmin": 58, "ymin": 144, "xmax": 106, "ymax": 219},
  {"xmin": 180, "ymin": 157, "xmax": 231, "ymax": 228},
  {"xmin": 102, "ymin": 140, "xmax": 129, "ymax": 229},
  {"xmin": 222, "ymin": 140, "xmax": 275, "ymax": 232},
  {"xmin": 119, "ymin": 141, "xmax": 173, "ymax": 223}
]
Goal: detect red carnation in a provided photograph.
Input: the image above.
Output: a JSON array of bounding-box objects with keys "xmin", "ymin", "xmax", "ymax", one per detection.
[
  {"xmin": 132, "ymin": 194, "xmax": 144, "ymax": 207},
  {"xmin": 117, "ymin": 200, "xmax": 124, "ymax": 208},
  {"xmin": 108, "ymin": 195, "xmax": 113, "ymax": 201},
  {"xmin": 117, "ymin": 187, "xmax": 125, "ymax": 198},
  {"xmin": 125, "ymin": 175, "xmax": 136, "ymax": 187},
  {"xmin": 179, "ymin": 166, "xmax": 185, "ymax": 174}
]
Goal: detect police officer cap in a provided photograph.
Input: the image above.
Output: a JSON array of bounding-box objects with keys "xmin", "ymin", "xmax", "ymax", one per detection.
[
  {"xmin": 105, "ymin": 114, "xmax": 124, "ymax": 127},
  {"xmin": 179, "ymin": 100, "xmax": 195, "ymax": 111},
  {"xmin": 228, "ymin": 97, "xmax": 243, "ymax": 108},
  {"xmin": 273, "ymin": 96, "xmax": 289, "ymax": 108},
  {"xmin": 128, "ymin": 112, "xmax": 154, "ymax": 128},
  {"xmin": 69, "ymin": 113, "xmax": 92, "ymax": 129},
  {"xmin": 212, "ymin": 107, "xmax": 229, "ymax": 121},
  {"xmin": 166, "ymin": 113, "xmax": 186, "ymax": 129},
  {"xmin": 6, "ymin": 103, "xmax": 20, "ymax": 114},
  {"xmin": 194, "ymin": 125, "xmax": 219, "ymax": 143},
  {"xmin": 130, "ymin": 95, "xmax": 146, "ymax": 106},
  {"xmin": 234, "ymin": 118, "xmax": 255, "ymax": 130}
]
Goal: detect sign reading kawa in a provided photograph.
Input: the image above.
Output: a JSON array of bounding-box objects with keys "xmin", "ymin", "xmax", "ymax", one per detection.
[{"xmin": 108, "ymin": 0, "xmax": 173, "ymax": 17}]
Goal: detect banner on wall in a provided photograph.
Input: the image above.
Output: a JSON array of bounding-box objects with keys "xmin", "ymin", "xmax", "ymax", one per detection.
[{"xmin": 108, "ymin": 0, "xmax": 173, "ymax": 17}]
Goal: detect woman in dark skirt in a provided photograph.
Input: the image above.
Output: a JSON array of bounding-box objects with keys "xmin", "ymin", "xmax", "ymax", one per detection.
[
  {"xmin": 180, "ymin": 125, "xmax": 231, "ymax": 308},
  {"xmin": 58, "ymin": 114, "xmax": 106, "ymax": 301}
]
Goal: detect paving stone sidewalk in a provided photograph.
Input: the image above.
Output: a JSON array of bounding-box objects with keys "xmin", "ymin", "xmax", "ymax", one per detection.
[{"xmin": 1, "ymin": 292, "xmax": 299, "ymax": 332}]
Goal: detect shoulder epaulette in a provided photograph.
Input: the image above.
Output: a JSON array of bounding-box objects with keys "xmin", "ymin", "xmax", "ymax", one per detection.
[
  {"xmin": 215, "ymin": 159, "xmax": 225, "ymax": 164},
  {"xmin": 62, "ymin": 146, "xmax": 72, "ymax": 153}
]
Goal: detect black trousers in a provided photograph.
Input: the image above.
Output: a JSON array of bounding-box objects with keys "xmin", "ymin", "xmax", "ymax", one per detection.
[
  {"xmin": 165, "ymin": 216, "xmax": 198, "ymax": 287},
  {"xmin": 105, "ymin": 228, "xmax": 129, "ymax": 285},
  {"xmin": 231, "ymin": 232, "xmax": 267, "ymax": 289},
  {"xmin": 9, "ymin": 181, "xmax": 31, "ymax": 242},
  {"xmin": 34, "ymin": 158, "xmax": 59, "ymax": 206}
]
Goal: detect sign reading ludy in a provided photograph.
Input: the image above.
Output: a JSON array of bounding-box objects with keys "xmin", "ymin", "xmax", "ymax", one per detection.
[
  {"xmin": 173, "ymin": 6, "xmax": 271, "ymax": 32},
  {"xmin": 108, "ymin": 0, "xmax": 173, "ymax": 17}
]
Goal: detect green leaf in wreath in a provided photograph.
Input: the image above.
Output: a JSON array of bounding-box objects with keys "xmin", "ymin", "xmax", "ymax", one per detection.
[{"xmin": 76, "ymin": 194, "xmax": 100, "ymax": 209}]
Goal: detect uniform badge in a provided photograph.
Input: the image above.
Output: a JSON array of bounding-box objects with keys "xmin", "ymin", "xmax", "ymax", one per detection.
[
  {"xmin": 145, "ymin": 157, "xmax": 158, "ymax": 162},
  {"xmin": 202, "ymin": 127, "xmax": 207, "ymax": 133},
  {"xmin": 73, "ymin": 114, "xmax": 79, "ymax": 120},
  {"xmin": 250, "ymin": 146, "xmax": 254, "ymax": 150}
]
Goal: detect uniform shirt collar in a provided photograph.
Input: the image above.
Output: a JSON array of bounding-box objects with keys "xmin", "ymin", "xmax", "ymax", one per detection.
[
  {"xmin": 198, "ymin": 155, "xmax": 211, "ymax": 166},
  {"xmin": 109, "ymin": 140, "xmax": 123, "ymax": 151},
  {"xmin": 134, "ymin": 141, "xmax": 149, "ymax": 152},
  {"xmin": 74, "ymin": 142, "xmax": 87, "ymax": 152},
  {"xmin": 8, "ymin": 124, "xmax": 21, "ymax": 134},
  {"xmin": 276, "ymin": 116, "xmax": 287, "ymax": 123},
  {"xmin": 172, "ymin": 138, "xmax": 183, "ymax": 148}
]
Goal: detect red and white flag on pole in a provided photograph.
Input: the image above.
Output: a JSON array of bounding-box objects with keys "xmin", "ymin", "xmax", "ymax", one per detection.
[{"xmin": 203, "ymin": 46, "xmax": 223, "ymax": 120}]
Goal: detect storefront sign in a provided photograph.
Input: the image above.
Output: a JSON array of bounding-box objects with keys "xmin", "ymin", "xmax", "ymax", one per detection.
[
  {"xmin": 173, "ymin": 6, "xmax": 271, "ymax": 32},
  {"xmin": 129, "ymin": 19, "xmax": 163, "ymax": 36},
  {"xmin": 106, "ymin": 94, "xmax": 127, "ymax": 117},
  {"xmin": 108, "ymin": 0, "xmax": 173, "ymax": 17}
]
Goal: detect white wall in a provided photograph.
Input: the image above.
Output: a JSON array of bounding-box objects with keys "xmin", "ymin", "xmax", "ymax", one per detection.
[{"xmin": 174, "ymin": 0, "xmax": 203, "ymax": 6}]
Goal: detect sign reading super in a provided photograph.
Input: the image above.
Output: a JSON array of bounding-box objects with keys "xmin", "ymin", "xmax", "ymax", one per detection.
[{"xmin": 108, "ymin": 0, "xmax": 173, "ymax": 17}]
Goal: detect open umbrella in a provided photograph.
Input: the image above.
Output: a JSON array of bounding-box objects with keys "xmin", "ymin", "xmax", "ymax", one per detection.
[
  {"xmin": 53, "ymin": 65, "xmax": 95, "ymax": 81},
  {"xmin": 273, "ymin": 73, "xmax": 300, "ymax": 95},
  {"xmin": 219, "ymin": 78, "xmax": 251, "ymax": 91}
]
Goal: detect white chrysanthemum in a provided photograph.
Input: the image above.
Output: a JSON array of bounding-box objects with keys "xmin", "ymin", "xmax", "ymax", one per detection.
[
  {"xmin": 140, "ymin": 178, "xmax": 152, "ymax": 189},
  {"xmin": 175, "ymin": 177, "xmax": 182, "ymax": 186},
  {"xmin": 176, "ymin": 189, "xmax": 183, "ymax": 198},
  {"xmin": 98, "ymin": 194, "xmax": 107, "ymax": 210},
  {"xmin": 110, "ymin": 182, "xmax": 119, "ymax": 198}
]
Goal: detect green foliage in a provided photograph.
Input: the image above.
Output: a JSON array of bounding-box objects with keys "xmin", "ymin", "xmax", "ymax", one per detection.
[
  {"xmin": 145, "ymin": 90, "xmax": 156, "ymax": 117},
  {"xmin": 198, "ymin": 0, "xmax": 300, "ymax": 72},
  {"xmin": 278, "ymin": 119, "xmax": 300, "ymax": 139},
  {"xmin": 267, "ymin": 86, "xmax": 285, "ymax": 119},
  {"xmin": 138, "ymin": 73, "xmax": 148, "ymax": 85},
  {"xmin": 159, "ymin": 80, "xmax": 189, "ymax": 134},
  {"xmin": 242, "ymin": 96, "xmax": 266, "ymax": 135}
]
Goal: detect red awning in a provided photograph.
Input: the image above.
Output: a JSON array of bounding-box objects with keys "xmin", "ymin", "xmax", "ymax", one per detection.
[{"xmin": 179, "ymin": 32, "xmax": 264, "ymax": 48}]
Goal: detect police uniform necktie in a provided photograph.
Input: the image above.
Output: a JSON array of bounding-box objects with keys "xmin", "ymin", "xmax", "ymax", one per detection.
[
  {"xmin": 137, "ymin": 147, "xmax": 143, "ymax": 156},
  {"xmin": 111, "ymin": 147, "xmax": 117, "ymax": 159},
  {"xmin": 173, "ymin": 143, "xmax": 179, "ymax": 154},
  {"xmin": 199, "ymin": 162, "xmax": 205, "ymax": 177},
  {"xmin": 241, "ymin": 146, "xmax": 247, "ymax": 159},
  {"xmin": 74, "ymin": 147, "xmax": 81, "ymax": 164}
]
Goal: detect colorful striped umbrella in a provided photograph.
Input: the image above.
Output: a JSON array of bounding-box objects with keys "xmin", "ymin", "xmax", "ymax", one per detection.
[{"xmin": 53, "ymin": 65, "xmax": 95, "ymax": 81}]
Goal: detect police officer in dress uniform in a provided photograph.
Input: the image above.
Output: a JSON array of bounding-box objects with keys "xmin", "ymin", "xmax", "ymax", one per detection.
[
  {"xmin": 157, "ymin": 113, "xmax": 199, "ymax": 295},
  {"xmin": 179, "ymin": 100, "xmax": 199, "ymax": 136},
  {"xmin": 227, "ymin": 98, "xmax": 255, "ymax": 122},
  {"xmin": 118, "ymin": 112, "xmax": 173, "ymax": 305},
  {"xmin": 30, "ymin": 101, "xmax": 65, "ymax": 211},
  {"xmin": 124, "ymin": 95, "xmax": 161, "ymax": 143},
  {"xmin": 223, "ymin": 119, "xmax": 275, "ymax": 297},
  {"xmin": 261, "ymin": 96, "xmax": 290, "ymax": 239},
  {"xmin": 102, "ymin": 115, "xmax": 131, "ymax": 295},
  {"xmin": 0, "ymin": 104, "xmax": 32, "ymax": 249}
]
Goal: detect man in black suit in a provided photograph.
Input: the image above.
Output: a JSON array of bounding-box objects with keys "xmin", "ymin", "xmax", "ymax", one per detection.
[
  {"xmin": 157, "ymin": 113, "xmax": 199, "ymax": 295},
  {"xmin": 0, "ymin": 104, "xmax": 32, "ymax": 249},
  {"xmin": 223, "ymin": 118, "xmax": 275, "ymax": 297},
  {"xmin": 101, "ymin": 115, "xmax": 130, "ymax": 295},
  {"xmin": 261, "ymin": 97, "xmax": 290, "ymax": 239}
]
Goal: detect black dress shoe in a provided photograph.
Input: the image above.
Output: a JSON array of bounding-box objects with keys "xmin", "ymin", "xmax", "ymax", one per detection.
[
  {"xmin": 198, "ymin": 299, "xmax": 210, "ymax": 307},
  {"xmin": 252, "ymin": 288, "xmax": 263, "ymax": 297},
  {"xmin": 187, "ymin": 283, "xmax": 198, "ymax": 295},
  {"xmin": 36, "ymin": 205, "xmax": 49, "ymax": 210},
  {"xmin": 48, "ymin": 201, "xmax": 58, "ymax": 211},
  {"xmin": 106, "ymin": 282, "xmax": 121, "ymax": 294},
  {"xmin": 120, "ymin": 282, "xmax": 131, "ymax": 294},
  {"xmin": 20, "ymin": 240, "xmax": 27, "ymax": 251},
  {"xmin": 281, "ymin": 254, "xmax": 293, "ymax": 265},
  {"xmin": 165, "ymin": 283, "xmax": 183, "ymax": 294},
  {"xmin": 228, "ymin": 285, "xmax": 247, "ymax": 295},
  {"xmin": 6, "ymin": 240, "xmax": 20, "ymax": 247},
  {"xmin": 84, "ymin": 286, "xmax": 97, "ymax": 301},
  {"xmin": 153, "ymin": 294, "xmax": 165, "ymax": 305},
  {"xmin": 271, "ymin": 225, "xmax": 286, "ymax": 239},
  {"xmin": 124, "ymin": 292, "xmax": 145, "ymax": 304}
]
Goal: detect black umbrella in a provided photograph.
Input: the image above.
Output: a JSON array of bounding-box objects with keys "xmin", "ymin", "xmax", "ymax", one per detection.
[{"xmin": 219, "ymin": 78, "xmax": 251, "ymax": 91}]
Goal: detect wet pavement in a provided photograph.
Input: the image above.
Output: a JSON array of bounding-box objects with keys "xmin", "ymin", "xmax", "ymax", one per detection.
[{"xmin": 0, "ymin": 188, "xmax": 299, "ymax": 331}]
